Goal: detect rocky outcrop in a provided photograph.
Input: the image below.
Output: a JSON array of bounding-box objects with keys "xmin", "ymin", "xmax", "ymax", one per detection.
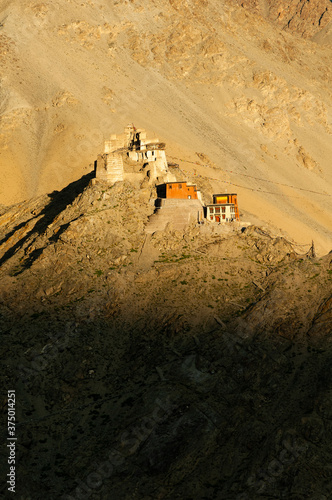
[
  {"xmin": 268, "ymin": 0, "xmax": 331, "ymax": 38},
  {"xmin": 237, "ymin": 0, "xmax": 332, "ymax": 38},
  {"xmin": 1, "ymin": 179, "xmax": 332, "ymax": 498}
]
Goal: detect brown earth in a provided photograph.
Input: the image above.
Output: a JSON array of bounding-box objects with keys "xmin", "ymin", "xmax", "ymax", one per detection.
[
  {"xmin": 237, "ymin": 0, "xmax": 332, "ymax": 38},
  {"xmin": 0, "ymin": 0, "xmax": 332, "ymax": 253},
  {"xmin": 1, "ymin": 0, "xmax": 332, "ymax": 497},
  {"xmin": 0, "ymin": 176, "xmax": 332, "ymax": 499}
]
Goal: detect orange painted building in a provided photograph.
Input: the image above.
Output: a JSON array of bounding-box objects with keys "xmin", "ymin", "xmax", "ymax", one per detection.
[
  {"xmin": 165, "ymin": 182, "xmax": 198, "ymax": 200},
  {"xmin": 212, "ymin": 193, "xmax": 240, "ymax": 221}
]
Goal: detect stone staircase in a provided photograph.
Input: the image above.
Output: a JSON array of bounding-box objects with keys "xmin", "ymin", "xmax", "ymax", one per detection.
[{"xmin": 145, "ymin": 199, "xmax": 203, "ymax": 233}]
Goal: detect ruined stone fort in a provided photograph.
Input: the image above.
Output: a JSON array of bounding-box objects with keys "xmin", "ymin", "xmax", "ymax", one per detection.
[
  {"xmin": 95, "ymin": 123, "xmax": 171, "ymax": 184},
  {"xmin": 95, "ymin": 124, "xmax": 240, "ymax": 231}
]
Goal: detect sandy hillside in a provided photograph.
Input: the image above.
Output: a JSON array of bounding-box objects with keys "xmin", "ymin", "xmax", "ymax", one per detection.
[
  {"xmin": 1, "ymin": 178, "xmax": 332, "ymax": 499},
  {"xmin": 0, "ymin": 0, "xmax": 332, "ymax": 253}
]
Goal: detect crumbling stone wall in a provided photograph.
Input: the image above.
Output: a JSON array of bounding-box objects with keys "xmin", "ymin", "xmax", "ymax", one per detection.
[
  {"xmin": 96, "ymin": 152, "xmax": 124, "ymax": 183},
  {"xmin": 96, "ymin": 124, "xmax": 168, "ymax": 185}
]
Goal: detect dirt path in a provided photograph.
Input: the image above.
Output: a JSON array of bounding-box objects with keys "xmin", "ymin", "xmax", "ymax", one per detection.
[{"xmin": 137, "ymin": 233, "xmax": 160, "ymax": 271}]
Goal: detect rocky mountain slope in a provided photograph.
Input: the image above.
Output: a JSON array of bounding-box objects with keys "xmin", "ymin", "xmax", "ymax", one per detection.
[
  {"xmin": 0, "ymin": 0, "xmax": 332, "ymax": 253},
  {"xmin": 237, "ymin": 0, "xmax": 332, "ymax": 38},
  {"xmin": 1, "ymin": 176, "xmax": 332, "ymax": 499}
]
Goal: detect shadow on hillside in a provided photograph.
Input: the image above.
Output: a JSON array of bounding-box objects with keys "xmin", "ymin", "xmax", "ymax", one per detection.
[
  {"xmin": 2, "ymin": 294, "xmax": 331, "ymax": 499},
  {"xmin": 0, "ymin": 172, "xmax": 94, "ymax": 272}
]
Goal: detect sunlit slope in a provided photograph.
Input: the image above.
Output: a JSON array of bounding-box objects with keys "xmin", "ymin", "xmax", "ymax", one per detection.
[{"xmin": 0, "ymin": 0, "xmax": 331, "ymax": 252}]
